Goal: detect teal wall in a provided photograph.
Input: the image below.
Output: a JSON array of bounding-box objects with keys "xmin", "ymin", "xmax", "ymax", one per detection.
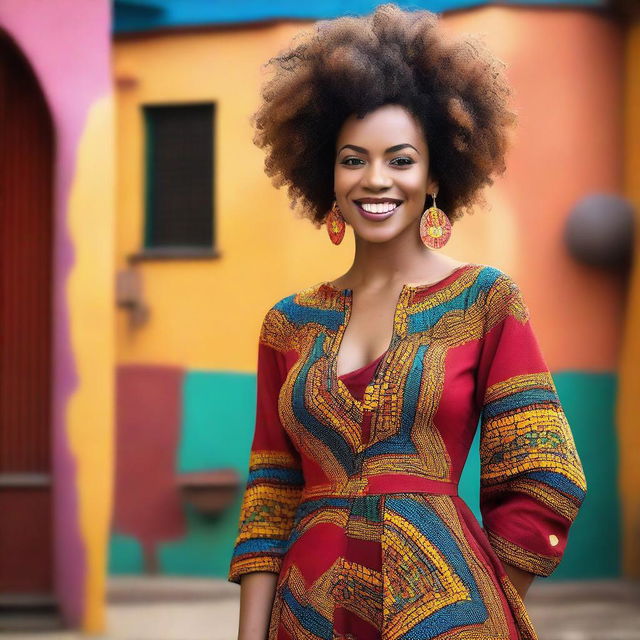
[
  {"xmin": 460, "ymin": 371, "xmax": 620, "ymax": 579},
  {"xmin": 110, "ymin": 369, "xmax": 619, "ymax": 580}
]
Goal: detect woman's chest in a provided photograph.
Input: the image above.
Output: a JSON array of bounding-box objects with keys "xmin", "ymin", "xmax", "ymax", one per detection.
[
  {"xmin": 334, "ymin": 286, "xmax": 406, "ymax": 377},
  {"xmin": 276, "ymin": 290, "xmax": 485, "ymax": 446}
]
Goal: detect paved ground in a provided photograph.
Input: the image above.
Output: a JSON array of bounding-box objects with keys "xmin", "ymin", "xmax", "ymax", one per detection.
[{"xmin": 4, "ymin": 577, "xmax": 640, "ymax": 640}]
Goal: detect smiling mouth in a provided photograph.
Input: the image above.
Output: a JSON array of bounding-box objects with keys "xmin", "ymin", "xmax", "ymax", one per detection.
[{"xmin": 354, "ymin": 200, "xmax": 403, "ymax": 214}]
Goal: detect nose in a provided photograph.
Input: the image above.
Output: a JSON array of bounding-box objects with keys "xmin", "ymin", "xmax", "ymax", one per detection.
[{"xmin": 361, "ymin": 159, "xmax": 392, "ymax": 190}]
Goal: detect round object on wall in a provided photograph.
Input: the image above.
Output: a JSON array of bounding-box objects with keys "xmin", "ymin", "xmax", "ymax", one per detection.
[{"xmin": 564, "ymin": 193, "xmax": 635, "ymax": 269}]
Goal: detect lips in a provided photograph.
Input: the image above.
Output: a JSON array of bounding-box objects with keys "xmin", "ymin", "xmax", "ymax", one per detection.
[
  {"xmin": 354, "ymin": 198, "xmax": 403, "ymax": 204},
  {"xmin": 354, "ymin": 200, "xmax": 402, "ymax": 222}
]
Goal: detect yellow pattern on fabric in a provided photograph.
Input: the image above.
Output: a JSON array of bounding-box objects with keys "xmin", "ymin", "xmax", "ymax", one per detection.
[
  {"xmin": 426, "ymin": 495, "xmax": 519, "ymax": 638},
  {"xmin": 331, "ymin": 559, "xmax": 384, "ymax": 628},
  {"xmin": 381, "ymin": 494, "xmax": 516, "ymax": 639},
  {"xmin": 481, "ymin": 373, "xmax": 586, "ymax": 486},
  {"xmin": 383, "ymin": 511, "xmax": 470, "ymax": 618}
]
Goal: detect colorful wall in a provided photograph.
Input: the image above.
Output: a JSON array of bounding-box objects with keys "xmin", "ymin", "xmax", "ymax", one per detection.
[
  {"xmin": 0, "ymin": 0, "xmax": 115, "ymax": 632},
  {"xmin": 111, "ymin": 1, "xmax": 628, "ymax": 584}
]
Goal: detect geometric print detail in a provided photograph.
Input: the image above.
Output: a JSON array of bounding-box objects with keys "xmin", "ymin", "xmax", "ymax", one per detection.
[
  {"xmin": 480, "ymin": 371, "xmax": 587, "ymax": 520},
  {"xmin": 382, "ymin": 497, "xmax": 489, "ymax": 638},
  {"xmin": 228, "ymin": 450, "xmax": 304, "ymax": 584},
  {"xmin": 268, "ymin": 493, "xmax": 519, "ymax": 639}
]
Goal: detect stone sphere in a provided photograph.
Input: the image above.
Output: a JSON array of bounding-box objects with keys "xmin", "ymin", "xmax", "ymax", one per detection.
[{"xmin": 564, "ymin": 193, "xmax": 634, "ymax": 269}]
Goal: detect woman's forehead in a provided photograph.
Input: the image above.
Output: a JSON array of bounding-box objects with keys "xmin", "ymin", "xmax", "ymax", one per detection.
[{"xmin": 336, "ymin": 106, "xmax": 427, "ymax": 151}]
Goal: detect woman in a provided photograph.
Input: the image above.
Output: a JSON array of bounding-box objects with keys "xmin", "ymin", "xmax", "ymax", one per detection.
[{"xmin": 228, "ymin": 5, "xmax": 587, "ymax": 639}]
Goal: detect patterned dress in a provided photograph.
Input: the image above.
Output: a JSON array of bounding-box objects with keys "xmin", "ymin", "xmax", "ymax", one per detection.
[{"xmin": 228, "ymin": 263, "xmax": 587, "ymax": 640}]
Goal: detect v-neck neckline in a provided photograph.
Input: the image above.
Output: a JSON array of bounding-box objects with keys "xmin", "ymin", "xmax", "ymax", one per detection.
[{"xmin": 320, "ymin": 262, "xmax": 478, "ymax": 407}]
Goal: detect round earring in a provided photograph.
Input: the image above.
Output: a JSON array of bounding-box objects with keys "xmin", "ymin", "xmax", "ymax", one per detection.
[
  {"xmin": 326, "ymin": 200, "xmax": 346, "ymax": 245},
  {"xmin": 419, "ymin": 193, "xmax": 451, "ymax": 249}
]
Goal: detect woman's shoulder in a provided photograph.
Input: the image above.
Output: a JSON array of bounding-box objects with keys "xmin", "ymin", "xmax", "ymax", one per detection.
[
  {"xmin": 260, "ymin": 280, "xmax": 338, "ymax": 335},
  {"xmin": 263, "ymin": 264, "xmax": 523, "ymax": 313},
  {"xmin": 469, "ymin": 263, "xmax": 522, "ymax": 298},
  {"xmin": 266, "ymin": 280, "xmax": 333, "ymax": 313},
  {"xmin": 473, "ymin": 262, "xmax": 516, "ymax": 285},
  {"xmin": 258, "ymin": 289, "xmax": 304, "ymax": 352},
  {"xmin": 474, "ymin": 264, "xmax": 529, "ymax": 324}
]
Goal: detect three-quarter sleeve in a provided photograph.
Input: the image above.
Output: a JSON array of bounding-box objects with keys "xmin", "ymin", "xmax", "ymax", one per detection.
[
  {"xmin": 476, "ymin": 273, "xmax": 587, "ymax": 577},
  {"xmin": 227, "ymin": 308, "xmax": 304, "ymax": 585}
]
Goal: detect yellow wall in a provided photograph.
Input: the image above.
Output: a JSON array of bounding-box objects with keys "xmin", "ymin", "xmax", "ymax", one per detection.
[
  {"xmin": 617, "ymin": 17, "xmax": 640, "ymax": 578},
  {"xmin": 114, "ymin": 23, "xmax": 350, "ymax": 372},
  {"xmin": 67, "ymin": 95, "xmax": 116, "ymax": 631}
]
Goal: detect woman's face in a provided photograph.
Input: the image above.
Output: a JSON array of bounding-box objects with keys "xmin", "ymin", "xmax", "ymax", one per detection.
[{"xmin": 334, "ymin": 103, "xmax": 437, "ymax": 244}]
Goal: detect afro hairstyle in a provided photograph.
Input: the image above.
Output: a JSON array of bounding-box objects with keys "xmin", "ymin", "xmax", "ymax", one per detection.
[{"xmin": 251, "ymin": 3, "xmax": 518, "ymax": 226}]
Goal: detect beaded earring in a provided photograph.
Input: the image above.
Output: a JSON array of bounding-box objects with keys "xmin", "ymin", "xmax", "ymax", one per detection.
[
  {"xmin": 326, "ymin": 200, "xmax": 346, "ymax": 245},
  {"xmin": 419, "ymin": 192, "xmax": 451, "ymax": 249}
]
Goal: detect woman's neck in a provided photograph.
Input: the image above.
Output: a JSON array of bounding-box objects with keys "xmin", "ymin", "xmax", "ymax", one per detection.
[{"xmin": 333, "ymin": 225, "xmax": 461, "ymax": 291}]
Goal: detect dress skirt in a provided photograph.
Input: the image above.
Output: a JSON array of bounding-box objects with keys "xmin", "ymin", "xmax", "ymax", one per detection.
[{"xmin": 270, "ymin": 489, "xmax": 537, "ymax": 640}]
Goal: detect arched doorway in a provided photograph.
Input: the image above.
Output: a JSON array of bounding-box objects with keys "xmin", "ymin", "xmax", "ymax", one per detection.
[{"xmin": 0, "ymin": 30, "xmax": 56, "ymax": 623}]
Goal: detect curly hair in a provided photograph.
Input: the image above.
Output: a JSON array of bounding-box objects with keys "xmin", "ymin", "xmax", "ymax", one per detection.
[{"xmin": 251, "ymin": 3, "xmax": 518, "ymax": 227}]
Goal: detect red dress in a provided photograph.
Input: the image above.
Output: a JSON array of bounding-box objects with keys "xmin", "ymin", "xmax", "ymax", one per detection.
[{"xmin": 228, "ymin": 263, "xmax": 587, "ymax": 640}]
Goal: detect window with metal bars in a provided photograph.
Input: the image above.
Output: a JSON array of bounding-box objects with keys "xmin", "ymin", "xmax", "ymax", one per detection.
[{"xmin": 140, "ymin": 103, "xmax": 217, "ymax": 258}]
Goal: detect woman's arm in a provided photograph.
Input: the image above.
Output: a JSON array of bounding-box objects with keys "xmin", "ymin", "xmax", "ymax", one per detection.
[
  {"xmin": 237, "ymin": 572, "xmax": 278, "ymax": 640},
  {"xmin": 501, "ymin": 562, "xmax": 535, "ymax": 600},
  {"xmin": 228, "ymin": 306, "xmax": 304, "ymax": 634},
  {"xmin": 476, "ymin": 271, "xmax": 587, "ymax": 582}
]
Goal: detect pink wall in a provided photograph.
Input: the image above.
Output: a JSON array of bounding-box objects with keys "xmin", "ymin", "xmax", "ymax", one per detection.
[{"xmin": 0, "ymin": 0, "xmax": 112, "ymax": 627}]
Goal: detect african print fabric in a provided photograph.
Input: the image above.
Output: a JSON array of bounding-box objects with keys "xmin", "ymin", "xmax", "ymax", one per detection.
[{"xmin": 228, "ymin": 263, "xmax": 587, "ymax": 640}]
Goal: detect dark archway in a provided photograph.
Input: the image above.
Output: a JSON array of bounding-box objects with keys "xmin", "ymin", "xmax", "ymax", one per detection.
[{"xmin": 0, "ymin": 29, "xmax": 56, "ymax": 622}]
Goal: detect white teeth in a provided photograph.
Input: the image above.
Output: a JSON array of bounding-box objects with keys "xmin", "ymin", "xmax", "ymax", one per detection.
[{"xmin": 359, "ymin": 202, "xmax": 398, "ymax": 213}]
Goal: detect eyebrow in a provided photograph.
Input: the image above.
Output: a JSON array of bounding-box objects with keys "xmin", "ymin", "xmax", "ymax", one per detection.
[{"xmin": 337, "ymin": 143, "xmax": 421, "ymax": 155}]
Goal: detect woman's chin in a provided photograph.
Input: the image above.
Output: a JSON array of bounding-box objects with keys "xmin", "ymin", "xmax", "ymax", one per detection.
[{"xmin": 350, "ymin": 220, "xmax": 414, "ymax": 244}]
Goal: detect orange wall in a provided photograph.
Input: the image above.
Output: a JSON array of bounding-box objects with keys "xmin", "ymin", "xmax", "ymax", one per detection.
[
  {"xmin": 446, "ymin": 7, "xmax": 625, "ymax": 373},
  {"xmin": 617, "ymin": 16, "xmax": 640, "ymax": 578}
]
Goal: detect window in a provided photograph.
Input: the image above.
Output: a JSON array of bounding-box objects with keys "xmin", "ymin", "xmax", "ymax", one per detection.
[{"xmin": 136, "ymin": 103, "xmax": 218, "ymax": 260}]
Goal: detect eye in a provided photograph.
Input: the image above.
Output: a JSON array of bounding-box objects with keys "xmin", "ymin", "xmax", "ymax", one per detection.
[
  {"xmin": 340, "ymin": 157, "xmax": 364, "ymax": 166},
  {"xmin": 391, "ymin": 157, "xmax": 414, "ymax": 166}
]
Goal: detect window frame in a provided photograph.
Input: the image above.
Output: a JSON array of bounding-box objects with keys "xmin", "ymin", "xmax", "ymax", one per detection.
[{"xmin": 128, "ymin": 100, "xmax": 221, "ymax": 263}]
